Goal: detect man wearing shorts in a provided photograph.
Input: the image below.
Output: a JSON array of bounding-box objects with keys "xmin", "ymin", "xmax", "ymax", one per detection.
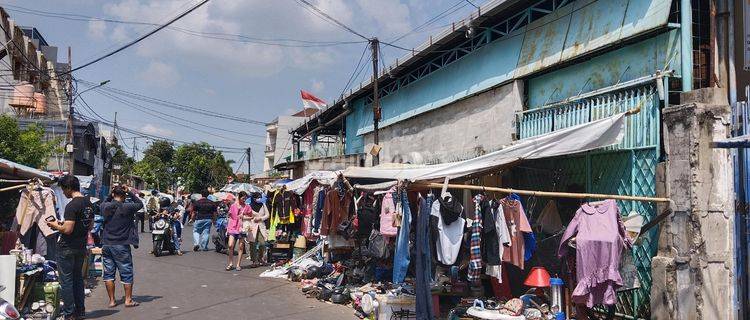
[{"xmin": 100, "ymin": 186, "xmax": 143, "ymax": 308}]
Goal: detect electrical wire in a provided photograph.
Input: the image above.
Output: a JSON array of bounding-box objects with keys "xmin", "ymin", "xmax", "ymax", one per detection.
[
  {"xmin": 62, "ymin": 0, "xmax": 210, "ymax": 75},
  {"xmin": 1, "ymin": 4, "xmax": 366, "ymax": 48},
  {"xmin": 292, "ymin": 0, "xmax": 369, "ymax": 41},
  {"xmin": 389, "ymin": 0, "xmax": 468, "ymax": 43},
  {"xmin": 76, "ymin": 79, "xmax": 268, "ymax": 126},
  {"xmin": 339, "ymin": 44, "xmax": 370, "ymax": 98}
]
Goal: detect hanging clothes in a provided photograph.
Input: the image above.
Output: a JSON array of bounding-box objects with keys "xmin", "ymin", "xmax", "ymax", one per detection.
[
  {"xmin": 430, "ymin": 193, "xmax": 465, "ymax": 265},
  {"xmin": 312, "ymin": 186, "xmax": 326, "ymax": 233},
  {"xmin": 320, "ymin": 184, "xmax": 352, "ymax": 236},
  {"xmin": 392, "ymin": 190, "xmax": 412, "ymax": 284},
  {"xmin": 483, "ymin": 199, "xmax": 511, "ymax": 280},
  {"xmin": 379, "ymin": 187, "xmax": 398, "ymax": 237},
  {"xmin": 558, "ymin": 199, "xmax": 631, "ymax": 307},
  {"xmin": 467, "ymin": 195, "xmax": 483, "ymax": 286},
  {"xmin": 500, "ymin": 197, "xmax": 532, "ymax": 270},
  {"xmin": 14, "ymin": 187, "xmax": 57, "ymax": 238},
  {"xmin": 415, "ymin": 195, "xmax": 434, "ymax": 320}
]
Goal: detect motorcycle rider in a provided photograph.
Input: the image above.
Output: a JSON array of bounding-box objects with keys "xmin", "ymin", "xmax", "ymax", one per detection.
[
  {"xmin": 100, "ymin": 186, "xmax": 142, "ymax": 308},
  {"xmin": 146, "ymin": 190, "xmax": 160, "ymax": 231}
]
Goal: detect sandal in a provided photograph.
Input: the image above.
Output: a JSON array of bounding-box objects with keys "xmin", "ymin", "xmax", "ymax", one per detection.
[
  {"xmin": 125, "ymin": 301, "xmax": 140, "ymax": 308},
  {"xmin": 225, "ymin": 265, "xmax": 233, "ymax": 271},
  {"xmin": 235, "ymin": 266, "xmax": 242, "ymax": 271}
]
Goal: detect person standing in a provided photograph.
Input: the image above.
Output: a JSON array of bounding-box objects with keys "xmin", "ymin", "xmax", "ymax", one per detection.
[
  {"xmin": 100, "ymin": 186, "xmax": 142, "ymax": 308},
  {"xmin": 225, "ymin": 192, "xmax": 250, "ymax": 271},
  {"xmin": 136, "ymin": 192, "xmax": 147, "ymax": 233},
  {"xmin": 168, "ymin": 200, "xmax": 184, "ymax": 256},
  {"xmin": 191, "ymin": 190, "xmax": 217, "ymax": 251},
  {"xmin": 47, "ymin": 175, "xmax": 92, "ymax": 320},
  {"xmin": 245, "ymin": 192, "xmax": 270, "ymax": 268},
  {"xmin": 146, "ymin": 190, "xmax": 160, "ymax": 232}
]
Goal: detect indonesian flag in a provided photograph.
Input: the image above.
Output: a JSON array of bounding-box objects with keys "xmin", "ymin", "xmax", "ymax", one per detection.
[{"xmin": 300, "ymin": 90, "xmax": 327, "ymax": 110}]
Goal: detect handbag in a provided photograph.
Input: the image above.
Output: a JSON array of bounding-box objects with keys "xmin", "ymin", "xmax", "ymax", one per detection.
[{"xmin": 366, "ymin": 229, "xmax": 387, "ymax": 259}]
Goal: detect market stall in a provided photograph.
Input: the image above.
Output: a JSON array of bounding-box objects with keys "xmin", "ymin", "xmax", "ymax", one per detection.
[{"xmin": 258, "ymin": 112, "xmax": 671, "ymax": 319}]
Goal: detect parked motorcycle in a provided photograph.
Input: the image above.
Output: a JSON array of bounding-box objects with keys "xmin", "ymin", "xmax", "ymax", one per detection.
[
  {"xmin": 151, "ymin": 213, "xmax": 176, "ymax": 257},
  {"xmin": 212, "ymin": 213, "xmax": 229, "ymax": 253},
  {"xmin": 0, "ymin": 285, "xmax": 20, "ymax": 320}
]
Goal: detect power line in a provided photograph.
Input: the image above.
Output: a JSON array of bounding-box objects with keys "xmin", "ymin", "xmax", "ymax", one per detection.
[
  {"xmin": 292, "ymin": 0, "xmax": 369, "ymax": 41},
  {"xmin": 1, "ymin": 4, "xmax": 366, "ymax": 48},
  {"xmin": 390, "ymin": 1, "xmax": 468, "ymax": 43},
  {"xmin": 339, "ymin": 44, "xmax": 370, "ymax": 98},
  {"xmin": 63, "ymin": 0, "xmax": 210, "ymax": 74},
  {"xmin": 76, "ymin": 79, "xmax": 268, "ymax": 126}
]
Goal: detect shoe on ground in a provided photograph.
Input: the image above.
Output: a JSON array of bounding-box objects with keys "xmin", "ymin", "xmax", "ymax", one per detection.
[{"xmin": 193, "ymin": 245, "xmax": 200, "ymax": 252}]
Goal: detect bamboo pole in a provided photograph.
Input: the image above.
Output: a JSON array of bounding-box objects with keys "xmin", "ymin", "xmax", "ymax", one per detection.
[
  {"xmin": 0, "ymin": 184, "xmax": 27, "ymax": 193},
  {"xmin": 414, "ymin": 182, "xmax": 671, "ymax": 203}
]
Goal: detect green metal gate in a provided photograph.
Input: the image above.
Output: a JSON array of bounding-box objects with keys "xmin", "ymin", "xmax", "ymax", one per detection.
[{"xmin": 513, "ymin": 84, "xmax": 660, "ymax": 318}]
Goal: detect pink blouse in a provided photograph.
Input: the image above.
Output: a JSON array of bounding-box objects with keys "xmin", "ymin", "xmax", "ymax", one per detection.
[{"xmin": 227, "ymin": 203, "xmax": 251, "ymax": 234}]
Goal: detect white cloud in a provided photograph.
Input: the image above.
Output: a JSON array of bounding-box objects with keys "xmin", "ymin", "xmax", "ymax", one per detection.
[
  {"xmin": 310, "ymin": 79, "xmax": 325, "ymax": 92},
  {"xmin": 87, "ymin": 20, "xmax": 107, "ymax": 40},
  {"xmin": 356, "ymin": 0, "xmax": 412, "ymax": 36},
  {"xmin": 138, "ymin": 61, "xmax": 181, "ymax": 87},
  {"xmin": 141, "ymin": 124, "xmax": 174, "ymax": 136}
]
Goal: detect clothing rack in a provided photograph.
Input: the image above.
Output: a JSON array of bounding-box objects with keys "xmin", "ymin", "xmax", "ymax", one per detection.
[
  {"xmin": 0, "ymin": 184, "xmax": 29, "ymax": 193},
  {"xmin": 414, "ymin": 182, "xmax": 671, "ymax": 203}
]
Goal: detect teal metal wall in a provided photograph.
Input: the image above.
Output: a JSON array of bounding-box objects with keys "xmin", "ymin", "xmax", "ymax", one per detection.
[
  {"xmin": 527, "ymin": 30, "xmax": 681, "ymax": 108},
  {"xmin": 344, "ymin": 0, "xmax": 673, "ymax": 154}
]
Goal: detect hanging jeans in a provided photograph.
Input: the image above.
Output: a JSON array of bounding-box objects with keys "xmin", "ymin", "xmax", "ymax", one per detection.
[
  {"xmin": 415, "ymin": 196, "xmax": 434, "ymax": 320},
  {"xmin": 193, "ymin": 219, "xmax": 212, "ymax": 250},
  {"xmin": 392, "ymin": 191, "xmax": 412, "ymax": 284},
  {"xmin": 57, "ymin": 247, "xmax": 86, "ymax": 318}
]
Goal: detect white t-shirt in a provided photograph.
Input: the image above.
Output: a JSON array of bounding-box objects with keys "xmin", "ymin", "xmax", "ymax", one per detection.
[{"xmin": 431, "ymin": 198, "xmax": 465, "ymax": 265}]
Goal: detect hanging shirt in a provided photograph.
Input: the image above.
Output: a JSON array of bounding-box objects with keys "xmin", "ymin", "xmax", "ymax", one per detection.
[
  {"xmin": 14, "ymin": 188, "xmax": 58, "ymax": 237},
  {"xmin": 558, "ymin": 199, "xmax": 631, "ymax": 307},
  {"xmin": 467, "ymin": 195, "xmax": 483, "ymax": 286},
  {"xmin": 500, "ymin": 197, "xmax": 532, "ymax": 270},
  {"xmin": 320, "ymin": 187, "xmax": 352, "ymax": 236},
  {"xmin": 430, "ymin": 196, "xmax": 465, "ymax": 265},
  {"xmin": 483, "ymin": 200, "xmax": 511, "ymax": 279},
  {"xmin": 379, "ymin": 187, "xmax": 398, "ymax": 237}
]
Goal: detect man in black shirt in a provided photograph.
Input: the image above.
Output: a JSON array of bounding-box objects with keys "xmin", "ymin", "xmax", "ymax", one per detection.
[
  {"xmin": 47, "ymin": 175, "xmax": 92, "ymax": 320},
  {"xmin": 191, "ymin": 189, "xmax": 217, "ymax": 251}
]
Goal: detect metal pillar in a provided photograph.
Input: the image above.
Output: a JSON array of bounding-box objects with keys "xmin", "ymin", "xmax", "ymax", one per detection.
[{"xmin": 681, "ymin": 0, "xmax": 694, "ymax": 92}]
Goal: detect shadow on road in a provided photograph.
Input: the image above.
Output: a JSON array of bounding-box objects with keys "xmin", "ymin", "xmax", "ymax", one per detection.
[{"xmin": 84, "ymin": 309, "xmax": 118, "ymax": 319}]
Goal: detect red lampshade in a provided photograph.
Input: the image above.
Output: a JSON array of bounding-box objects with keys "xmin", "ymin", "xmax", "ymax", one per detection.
[{"xmin": 524, "ymin": 267, "xmax": 551, "ymax": 287}]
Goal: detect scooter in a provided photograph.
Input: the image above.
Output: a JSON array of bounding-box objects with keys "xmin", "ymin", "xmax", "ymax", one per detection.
[
  {"xmin": 0, "ymin": 286, "xmax": 20, "ymax": 319},
  {"xmin": 212, "ymin": 213, "xmax": 229, "ymax": 253},
  {"xmin": 151, "ymin": 212, "xmax": 176, "ymax": 257}
]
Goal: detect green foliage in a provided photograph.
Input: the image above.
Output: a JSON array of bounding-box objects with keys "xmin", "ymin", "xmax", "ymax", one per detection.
[
  {"xmin": 110, "ymin": 143, "xmax": 135, "ymax": 177},
  {"xmin": 172, "ymin": 142, "xmax": 233, "ymax": 192},
  {"xmin": 0, "ymin": 115, "xmax": 60, "ymax": 169},
  {"xmin": 132, "ymin": 140, "xmax": 175, "ymax": 190}
]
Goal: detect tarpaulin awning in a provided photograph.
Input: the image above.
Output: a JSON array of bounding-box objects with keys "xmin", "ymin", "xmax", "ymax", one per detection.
[
  {"xmin": 0, "ymin": 158, "xmax": 55, "ymax": 181},
  {"xmin": 220, "ymin": 183, "xmax": 264, "ymax": 194},
  {"xmin": 284, "ymin": 171, "xmax": 338, "ymax": 195},
  {"xmin": 343, "ymin": 112, "xmax": 627, "ymax": 181}
]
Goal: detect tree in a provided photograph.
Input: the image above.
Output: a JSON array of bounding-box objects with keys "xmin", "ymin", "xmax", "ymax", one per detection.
[
  {"xmin": 0, "ymin": 115, "xmax": 61, "ymax": 168},
  {"xmin": 131, "ymin": 140, "xmax": 175, "ymax": 190},
  {"xmin": 110, "ymin": 143, "xmax": 134, "ymax": 177},
  {"xmin": 172, "ymin": 143, "xmax": 233, "ymax": 192}
]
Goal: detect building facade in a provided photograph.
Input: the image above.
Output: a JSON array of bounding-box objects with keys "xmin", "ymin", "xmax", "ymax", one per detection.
[{"xmin": 287, "ymin": 0, "xmax": 748, "ymax": 318}]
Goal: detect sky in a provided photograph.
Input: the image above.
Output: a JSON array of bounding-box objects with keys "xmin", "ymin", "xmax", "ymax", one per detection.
[{"xmin": 3, "ymin": 0, "xmax": 484, "ymax": 174}]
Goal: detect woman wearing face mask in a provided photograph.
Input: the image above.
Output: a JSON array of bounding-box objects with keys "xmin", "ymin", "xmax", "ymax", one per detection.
[
  {"xmin": 225, "ymin": 191, "xmax": 251, "ymax": 271},
  {"xmin": 244, "ymin": 192, "xmax": 270, "ymax": 268}
]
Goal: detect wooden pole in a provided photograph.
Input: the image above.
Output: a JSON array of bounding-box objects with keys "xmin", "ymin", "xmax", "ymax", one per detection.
[
  {"xmin": 0, "ymin": 184, "xmax": 27, "ymax": 193},
  {"xmin": 414, "ymin": 182, "xmax": 671, "ymax": 203}
]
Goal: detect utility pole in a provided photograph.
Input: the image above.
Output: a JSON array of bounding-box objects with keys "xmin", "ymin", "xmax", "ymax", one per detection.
[
  {"xmin": 66, "ymin": 46, "xmax": 74, "ymax": 174},
  {"xmin": 370, "ymin": 38, "xmax": 380, "ymax": 166},
  {"xmin": 251, "ymin": 147, "xmax": 253, "ymax": 177},
  {"xmin": 112, "ymin": 112, "xmax": 118, "ymax": 144},
  {"xmin": 132, "ymin": 137, "xmax": 137, "ymax": 161}
]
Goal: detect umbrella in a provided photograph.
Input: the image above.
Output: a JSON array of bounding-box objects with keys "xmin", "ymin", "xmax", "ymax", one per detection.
[{"xmin": 221, "ymin": 183, "xmax": 263, "ymax": 194}]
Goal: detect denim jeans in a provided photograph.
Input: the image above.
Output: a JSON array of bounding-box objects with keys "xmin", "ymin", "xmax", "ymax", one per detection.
[
  {"xmin": 57, "ymin": 247, "xmax": 86, "ymax": 317},
  {"xmin": 172, "ymin": 221, "xmax": 182, "ymax": 251},
  {"xmin": 102, "ymin": 245, "xmax": 134, "ymax": 284},
  {"xmin": 193, "ymin": 219, "xmax": 212, "ymax": 250},
  {"xmin": 415, "ymin": 196, "xmax": 434, "ymax": 319},
  {"xmin": 392, "ymin": 191, "xmax": 412, "ymax": 284}
]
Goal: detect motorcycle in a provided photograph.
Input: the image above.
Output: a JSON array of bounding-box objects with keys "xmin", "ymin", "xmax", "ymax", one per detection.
[
  {"xmin": 0, "ymin": 285, "xmax": 20, "ymax": 320},
  {"xmin": 212, "ymin": 213, "xmax": 229, "ymax": 253},
  {"xmin": 151, "ymin": 212, "xmax": 176, "ymax": 257}
]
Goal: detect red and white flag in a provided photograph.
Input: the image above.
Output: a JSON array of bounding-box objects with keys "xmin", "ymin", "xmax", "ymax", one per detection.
[{"xmin": 300, "ymin": 90, "xmax": 327, "ymax": 110}]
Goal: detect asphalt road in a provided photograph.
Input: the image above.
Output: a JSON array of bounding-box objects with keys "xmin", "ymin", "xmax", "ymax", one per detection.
[{"xmin": 83, "ymin": 225, "xmax": 353, "ymax": 320}]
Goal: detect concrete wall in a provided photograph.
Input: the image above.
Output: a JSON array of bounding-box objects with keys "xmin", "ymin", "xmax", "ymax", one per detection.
[
  {"xmin": 652, "ymin": 88, "xmax": 736, "ymax": 319},
  {"xmin": 360, "ymin": 81, "xmax": 523, "ymax": 165},
  {"xmin": 291, "ymin": 154, "xmax": 363, "ymax": 179},
  {"xmin": 273, "ymin": 115, "xmax": 306, "ymax": 166}
]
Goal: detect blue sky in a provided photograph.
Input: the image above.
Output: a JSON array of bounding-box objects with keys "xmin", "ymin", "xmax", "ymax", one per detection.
[{"xmin": 4, "ymin": 0, "xmax": 483, "ymax": 173}]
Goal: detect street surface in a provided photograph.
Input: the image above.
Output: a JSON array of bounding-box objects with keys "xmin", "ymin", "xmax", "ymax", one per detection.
[{"xmin": 84, "ymin": 225, "xmax": 352, "ymax": 320}]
